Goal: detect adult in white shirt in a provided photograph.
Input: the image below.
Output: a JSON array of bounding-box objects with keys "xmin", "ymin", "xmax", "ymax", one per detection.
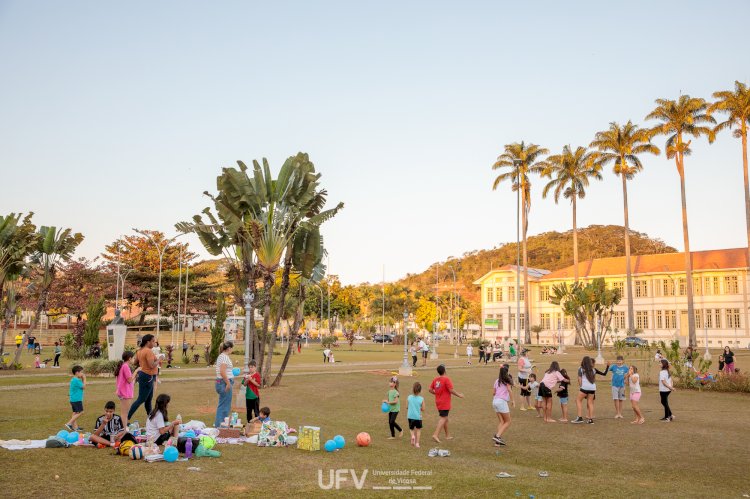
[
  {"xmin": 323, "ymin": 347, "xmax": 331, "ymax": 363},
  {"xmin": 214, "ymin": 341, "xmax": 234, "ymax": 427},
  {"xmin": 418, "ymin": 338, "xmax": 429, "ymax": 366}
]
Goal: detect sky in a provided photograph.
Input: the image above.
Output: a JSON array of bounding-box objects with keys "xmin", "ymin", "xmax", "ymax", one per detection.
[{"xmin": 1, "ymin": 1, "xmax": 749, "ymax": 285}]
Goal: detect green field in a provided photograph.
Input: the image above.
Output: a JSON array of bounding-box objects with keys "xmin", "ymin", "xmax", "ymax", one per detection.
[{"xmin": 0, "ymin": 345, "xmax": 748, "ymax": 498}]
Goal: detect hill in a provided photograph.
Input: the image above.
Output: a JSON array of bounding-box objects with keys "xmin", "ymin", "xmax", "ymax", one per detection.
[{"xmin": 396, "ymin": 225, "xmax": 676, "ymax": 304}]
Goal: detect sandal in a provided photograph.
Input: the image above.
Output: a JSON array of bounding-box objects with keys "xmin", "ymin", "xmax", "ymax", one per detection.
[
  {"xmin": 539, "ymin": 471, "xmax": 549, "ymax": 477},
  {"xmin": 496, "ymin": 472, "xmax": 515, "ymax": 478}
]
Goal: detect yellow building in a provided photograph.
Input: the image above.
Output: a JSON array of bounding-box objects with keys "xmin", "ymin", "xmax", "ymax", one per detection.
[{"xmin": 473, "ymin": 248, "xmax": 749, "ymax": 348}]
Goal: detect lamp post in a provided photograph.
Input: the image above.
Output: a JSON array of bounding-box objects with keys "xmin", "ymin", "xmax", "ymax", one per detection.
[
  {"xmin": 449, "ymin": 265, "xmax": 459, "ymax": 359},
  {"xmin": 243, "ymin": 288, "xmax": 254, "ymax": 368},
  {"xmin": 595, "ymin": 317, "xmax": 605, "ymax": 365},
  {"xmin": 514, "ymin": 158, "xmax": 523, "ymax": 350},
  {"xmin": 399, "ymin": 310, "xmax": 412, "ymax": 376}
]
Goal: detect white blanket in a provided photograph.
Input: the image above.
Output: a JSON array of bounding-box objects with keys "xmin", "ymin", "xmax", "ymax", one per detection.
[{"xmin": 0, "ymin": 439, "xmax": 47, "ymax": 450}]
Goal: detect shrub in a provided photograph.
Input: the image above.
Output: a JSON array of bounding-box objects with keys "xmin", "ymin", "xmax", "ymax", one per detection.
[
  {"xmin": 321, "ymin": 336, "xmax": 337, "ymax": 348},
  {"xmin": 63, "ymin": 333, "xmax": 85, "ymax": 360},
  {"xmin": 83, "ymin": 297, "xmax": 106, "ymax": 349},
  {"xmin": 208, "ymin": 294, "xmax": 226, "ymax": 365},
  {"xmin": 705, "ymin": 372, "xmax": 750, "ymax": 393},
  {"xmin": 84, "ymin": 359, "xmax": 119, "ymax": 376}
]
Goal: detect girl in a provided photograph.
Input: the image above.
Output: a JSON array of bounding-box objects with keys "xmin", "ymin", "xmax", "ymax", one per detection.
[
  {"xmin": 723, "ymin": 346, "xmax": 735, "ymax": 374},
  {"xmin": 492, "ymin": 365, "xmax": 515, "ymax": 446},
  {"xmin": 540, "ymin": 361, "xmax": 566, "ymax": 423},
  {"xmin": 478, "ymin": 343, "xmax": 486, "ymax": 364},
  {"xmin": 382, "ymin": 377, "xmax": 403, "ymax": 439},
  {"xmin": 53, "ymin": 341, "xmax": 61, "ymax": 368},
  {"xmin": 527, "ymin": 373, "xmax": 543, "ymax": 417},
  {"xmin": 517, "ymin": 350, "xmax": 533, "ymax": 410},
  {"xmin": 571, "ymin": 356, "xmax": 609, "ymax": 424},
  {"xmin": 214, "ymin": 341, "xmax": 234, "ymax": 428},
  {"xmin": 627, "ymin": 365, "xmax": 644, "ymax": 424},
  {"xmin": 659, "ymin": 359, "xmax": 675, "ymax": 422},
  {"xmin": 410, "ymin": 342, "xmax": 418, "ymax": 367},
  {"xmin": 407, "ymin": 382, "xmax": 424, "ymax": 448},
  {"xmin": 557, "ymin": 368, "xmax": 570, "ymax": 422},
  {"xmin": 115, "ymin": 351, "xmax": 140, "ymax": 427},
  {"xmin": 146, "ymin": 393, "xmax": 180, "ymax": 446}
]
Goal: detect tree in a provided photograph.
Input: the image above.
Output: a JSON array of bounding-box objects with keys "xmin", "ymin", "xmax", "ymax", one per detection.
[
  {"xmin": 83, "ymin": 297, "xmax": 106, "ymax": 349},
  {"xmin": 208, "ymin": 293, "xmax": 227, "ymax": 365},
  {"xmin": 415, "ymin": 296, "xmax": 438, "ymax": 333},
  {"xmin": 542, "ymin": 145, "xmax": 602, "ymax": 282},
  {"xmin": 591, "ymin": 121, "xmax": 660, "ymax": 331},
  {"xmin": 550, "ymin": 278, "xmax": 621, "ymax": 349},
  {"xmin": 710, "ymin": 81, "xmax": 750, "ymax": 267},
  {"xmin": 492, "ymin": 142, "xmax": 550, "ymax": 343},
  {"xmin": 646, "ymin": 95, "xmax": 716, "ymax": 347},
  {"xmin": 46, "ymin": 257, "xmax": 111, "ymax": 327}
]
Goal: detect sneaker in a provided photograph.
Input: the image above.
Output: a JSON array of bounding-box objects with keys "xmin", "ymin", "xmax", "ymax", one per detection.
[
  {"xmin": 64, "ymin": 424, "xmax": 74, "ymax": 431},
  {"xmin": 428, "ymin": 448, "xmax": 438, "ymax": 457},
  {"xmin": 437, "ymin": 449, "xmax": 450, "ymax": 457},
  {"xmin": 662, "ymin": 417, "xmax": 671, "ymax": 423},
  {"xmin": 492, "ymin": 434, "xmax": 502, "ymax": 444},
  {"xmin": 571, "ymin": 417, "xmax": 584, "ymax": 424},
  {"xmin": 586, "ymin": 419, "xmax": 594, "ymax": 424},
  {"xmin": 496, "ymin": 437, "xmax": 506, "ymax": 446},
  {"xmin": 496, "ymin": 472, "xmax": 515, "ymax": 478}
]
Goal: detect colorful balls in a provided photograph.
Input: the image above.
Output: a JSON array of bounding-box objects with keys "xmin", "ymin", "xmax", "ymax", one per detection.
[
  {"xmin": 356, "ymin": 432, "xmax": 371, "ymax": 447},
  {"xmin": 129, "ymin": 445, "xmax": 144, "ymax": 460},
  {"xmin": 324, "ymin": 439, "xmax": 337, "ymax": 452},
  {"xmin": 232, "ymin": 367, "xmax": 241, "ymax": 376},
  {"xmin": 65, "ymin": 432, "xmax": 79, "ymax": 444},
  {"xmin": 333, "ymin": 435, "xmax": 345, "ymax": 449},
  {"xmin": 381, "ymin": 402, "xmax": 390, "ymax": 413},
  {"xmin": 164, "ymin": 446, "xmax": 179, "ymax": 462},
  {"xmin": 56, "ymin": 430, "xmax": 69, "ymax": 440}
]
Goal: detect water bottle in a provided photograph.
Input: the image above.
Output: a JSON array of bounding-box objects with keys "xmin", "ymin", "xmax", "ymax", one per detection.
[{"xmin": 185, "ymin": 437, "xmax": 193, "ymax": 458}]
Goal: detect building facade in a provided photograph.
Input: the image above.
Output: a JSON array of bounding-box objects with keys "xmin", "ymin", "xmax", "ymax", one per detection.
[{"xmin": 473, "ymin": 248, "xmax": 749, "ymax": 348}]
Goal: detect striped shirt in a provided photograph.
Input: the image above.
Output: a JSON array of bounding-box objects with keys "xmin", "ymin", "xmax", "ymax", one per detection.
[{"xmin": 215, "ymin": 353, "xmax": 234, "ymax": 379}]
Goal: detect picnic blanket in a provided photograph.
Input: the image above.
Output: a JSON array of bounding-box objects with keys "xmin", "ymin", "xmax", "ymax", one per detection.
[{"xmin": 0, "ymin": 439, "xmax": 47, "ymax": 450}]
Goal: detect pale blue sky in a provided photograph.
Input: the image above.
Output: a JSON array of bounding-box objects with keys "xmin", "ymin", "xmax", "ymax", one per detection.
[{"xmin": 1, "ymin": 1, "xmax": 748, "ymax": 284}]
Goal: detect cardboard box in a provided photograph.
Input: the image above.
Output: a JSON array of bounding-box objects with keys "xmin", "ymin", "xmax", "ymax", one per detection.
[
  {"xmin": 297, "ymin": 426, "xmax": 320, "ymax": 451},
  {"xmin": 245, "ymin": 420, "xmax": 262, "ymax": 437}
]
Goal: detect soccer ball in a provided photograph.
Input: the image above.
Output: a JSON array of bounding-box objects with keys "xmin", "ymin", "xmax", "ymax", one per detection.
[
  {"xmin": 129, "ymin": 445, "xmax": 144, "ymax": 460},
  {"xmin": 356, "ymin": 432, "xmax": 371, "ymax": 447}
]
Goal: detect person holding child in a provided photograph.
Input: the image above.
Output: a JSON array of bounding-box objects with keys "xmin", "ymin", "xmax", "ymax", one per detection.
[
  {"xmin": 65, "ymin": 365, "xmax": 86, "ymax": 431},
  {"xmin": 242, "ymin": 359, "xmax": 261, "ymax": 423},
  {"xmin": 146, "ymin": 393, "xmax": 180, "ymax": 446},
  {"xmin": 539, "ymin": 361, "xmax": 566, "ymax": 423},
  {"xmin": 90, "ymin": 401, "xmax": 126, "ymax": 447}
]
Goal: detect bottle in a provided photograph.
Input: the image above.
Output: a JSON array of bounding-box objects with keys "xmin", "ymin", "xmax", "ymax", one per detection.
[{"xmin": 185, "ymin": 437, "xmax": 193, "ymax": 459}]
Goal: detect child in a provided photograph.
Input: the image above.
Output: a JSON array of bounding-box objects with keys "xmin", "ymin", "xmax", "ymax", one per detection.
[
  {"xmin": 242, "ymin": 360, "xmax": 262, "ymax": 423},
  {"xmin": 571, "ymin": 356, "xmax": 609, "ymax": 424},
  {"xmin": 539, "ymin": 362, "xmax": 566, "ymax": 423},
  {"xmin": 250, "ymin": 407, "xmax": 271, "ymax": 424},
  {"xmin": 53, "ymin": 341, "xmax": 61, "ymax": 368},
  {"xmin": 626, "ymin": 365, "xmax": 644, "ymax": 424},
  {"xmin": 429, "ymin": 364, "xmax": 464, "ymax": 443},
  {"xmin": 517, "ymin": 349, "xmax": 533, "ymax": 411},
  {"xmin": 146, "ymin": 393, "xmax": 180, "ymax": 446},
  {"xmin": 90, "ymin": 401, "xmax": 126, "ymax": 447},
  {"xmin": 34, "ymin": 354, "xmax": 41, "ymax": 368},
  {"xmin": 659, "ymin": 359, "xmax": 675, "ymax": 422},
  {"xmin": 606, "ymin": 355, "xmax": 629, "ymax": 419},
  {"xmin": 466, "ymin": 344, "xmax": 473, "ymax": 365},
  {"xmin": 527, "ymin": 373, "xmax": 543, "ymax": 418},
  {"xmin": 410, "ymin": 342, "xmax": 417, "ymax": 367},
  {"xmin": 407, "ymin": 382, "xmax": 425, "ymax": 448},
  {"xmin": 328, "ymin": 350, "xmax": 335, "ymax": 363},
  {"xmin": 557, "ymin": 368, "xmax": 571, "ymax": 422},
  {"xmin": 382, "ymin": 377, "xmax": 403, "ymax": 439},
  {"xmin": 492, "ymin": 365, "xmax": 515, "ymax": 446},
  {"xmin": 65, "ymin": 365, "xmax": 86, "ymax": 431},
  {"xmin": 115, "ymin": 351, "xmax": 140, "ymax": 428}
]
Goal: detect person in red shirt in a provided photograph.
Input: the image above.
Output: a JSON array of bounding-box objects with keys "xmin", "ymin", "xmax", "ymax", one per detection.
[
  {"xmin": 242, "ymin": 360, "xmax": 262, "ymax": 422},
  {"xmin": 428, "ymin": 364, "xmax": 464, "ymax": 443}
]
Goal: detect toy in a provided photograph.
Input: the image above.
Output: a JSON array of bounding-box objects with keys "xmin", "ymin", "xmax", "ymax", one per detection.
[
  {"xmin": 232, "ymin": 367, "xmax": 241, "ymax": 376},
  {"xmin": 164, "ymin": 446, "xmax": 179, "ymax": 462},
  {"xmin": 119, "ymin": 440, "xmax": 135, "ymax": 456},
  {"xmin": 333, "ymin": 435, "xmax": 345, "ymax": 449},
  {"xmin": 381, "ymin": 402, "xmax": 390, "ymax": 413},
  {"xmin": 324, "ymin": 439, "xmax": 337, "ymax": 452},
  {"xmin": 130, "ymin": 445, "xmax": 144, "ymax": 460},
  {"xmin": 66, "ymin": 432, "xmax": 80, "ymax": 444},
  {"xmin": 356, "ymin": 432, "xmax": 371, "ymax": 447},
  {"xmin": 198, "ymin": 435, "xmax": 216, "ymax": 450},
  {"xmin": 56, "ymin": 430, "xmax": 69, "ymax": 440}
]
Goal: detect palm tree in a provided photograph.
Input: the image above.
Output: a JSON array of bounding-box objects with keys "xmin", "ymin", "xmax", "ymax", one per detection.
[
  {"xmin": 646, "ymin": 95, "xmax": 716, "ymax": 347},
  {"xmin": 591, "ymin": 122, "xmax": 660, "ymax": 331},
  {"xmin": 543, "ymin": 145, "xmax": 603, "ymax": 282},
  {"xmin": 492, "ymin": 142, "xmax": 549, "ymax": 343},
  {"xmin": 710, "ymin": 81, "xmax": 750, "ymax": 266}
]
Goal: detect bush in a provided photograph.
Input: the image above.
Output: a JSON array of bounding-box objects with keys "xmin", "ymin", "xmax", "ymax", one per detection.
[
  {"xmin": 63, "ymin": 333, "xmax": 85, "ymax": 360},
  {"xmin": 321, "ymin": 336, "xmax": 337, "ymax": 348},
  {"xmin": 84, "ymin": 359, "xmax": 119, "ymax": 376},
  {"xmin": 705, "ymin": 372, "xmax": 750, "ymax": 393}
]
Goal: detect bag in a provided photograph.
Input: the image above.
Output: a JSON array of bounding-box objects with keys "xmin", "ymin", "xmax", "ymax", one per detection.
[
  {"xmin": 45, "ymin": 437, "xmax": 70, "ymax": 448},
  {"xmin": 297, "ymin": 426, "xmax": 320, "ymax": 451},
  {"xmin": 258, "ymin": 421, "xmax": 289, "ymax": 447}
]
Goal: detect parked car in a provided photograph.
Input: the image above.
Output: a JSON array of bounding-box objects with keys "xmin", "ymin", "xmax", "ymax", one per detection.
[
  {"xmin": 623, "ymin": 336, "xmax": 648, "ymax": 347},
  {"xmin": 372, "ymin": 334, "xmax": 393, "ymax": 343},
  {"xmin": 353, "ymin": 334, "xmax": 365, "ymax": 340}
]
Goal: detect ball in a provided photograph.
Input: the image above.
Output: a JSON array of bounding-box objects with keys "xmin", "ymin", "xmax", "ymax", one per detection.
[
  {"xmin": 356, "ymin": 432, "xmax": 371, "ymax": 447},
  {"xmin": 184, "ymin": 431, "xmax": 196, "ymax": 438},
  {"xmin": 333, "ymin": 435, "xmax": 345, "ymax": 449},
  {"xmin": 66, "ymin": 432, "xmax": 79, "ymax": 444},
  {"xmin": 199, "ymin": 435, "xmax": 215, "ymax": 450},
  {"xmin": 324, "ymin": 439, "xmax": 337, "ymax": 452},
  {"xmin": 232, "ymin": 367, "xmax": 241, "ymax": 376},
  {"xmin": 164, "ymin": 446, "xmax": 179, "ymax": 462},
  {"xmin": 381, "ymin": 402, "xmax": 390, "ymax": 413},
  {"xmin": 56, "ymin": 430, "xmax": 69, "ymax": 440},
  {"xmin": 129, "ymin": 445, "xmax": 144, "ymax": 460}
]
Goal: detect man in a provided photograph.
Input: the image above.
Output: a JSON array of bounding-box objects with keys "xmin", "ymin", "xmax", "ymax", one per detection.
[
  {"xmin": 182, "ymin": 340, "xmax": 189, "ymax": 358},
  {"xmin": 607, "ymin": 355, "xmax": 628, "ymax": 419},
  {"xmin": 429, "ymin": 364, "xmax": 463, "ymax": 443},
  {"xmin": 418, "ymin": 337, "xmax": 429, "ymax": 367},
  {"xmin": 27, "ymin": 335, "xmax": 35, "ymax": 353}
]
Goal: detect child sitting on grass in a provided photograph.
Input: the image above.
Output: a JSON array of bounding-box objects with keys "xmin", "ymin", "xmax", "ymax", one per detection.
[
  {"xmin": 146, "ymin": 394, "xmax": 180, "ymax": 446},
  {"xmin": 65, "ymin": 365, "xmax": 86, "ymax": 431},
  {"xmin": 249, "ymin": 406, "xmax": 272, "ymax": 424},
  {"xmin": 90, "ymin": 401, "xmax": 126, "ymax": 448}
]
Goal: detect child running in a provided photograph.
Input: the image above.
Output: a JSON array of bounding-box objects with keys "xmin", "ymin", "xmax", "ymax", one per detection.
[
  {"xmin": 539, "ymin": 361, "xmax": 566, "ymax": 423},
  {"xmin": 626, "ymin": 365, "xmax": 644, "ymax": 424},
  {"xmin": 429, "ymin": 364, "xmax": 464, "ymax": 443},
  {"xmin": 557, "ymin": 368, "xmax": 571, "ymax": 422},
  {"xmin": 382, "ymin": 376, "xmax": 403, "ymax": 439},
  {"xmin": 527, "ymin": 373, "xmax": 543, "ymax": 418},
  {"xmin": 492, "ymin": 365, "xmax": 515, "ymax": 446},
  {"xmin": 65, "ymin": 365, "xmax": 86, "ymax": 431},
  {"xmin": 407, "ymin": 382, "xmax": 424, "ymax": 448},
  {"xmin": 571, "ymin": 356, "xmax": 609, "ymax": 424}
]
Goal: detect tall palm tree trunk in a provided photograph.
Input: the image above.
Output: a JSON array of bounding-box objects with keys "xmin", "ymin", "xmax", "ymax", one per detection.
[
  {"xmin": 677, "ymin": 152, "xmax": 696, "ymax": 347},
  {"xmin": 572, "ymin": 196, "xmax": 579, "ymax": 282},
  {"xmin": 621, "ymin": 171, "xmax": 635, "ymax": 331},
  {"xmin": 742, "ymin": 126, "xmax": 750, "ymax": 268},
  {"xmin": 522, "ymin": 193, "xmax": 531, "ymax": 344}
]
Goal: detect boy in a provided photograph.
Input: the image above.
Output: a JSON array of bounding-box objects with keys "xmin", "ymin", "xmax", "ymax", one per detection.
[
  {"xmin": 428, "ymin": 364, "xmax": 463, "ymax": 443},
  {"xmin": 242, "ymin": 360, "xmax": 262, "ymax": 422},
  {"xmin": 90, "ymin": 401, "xmax": 126, "ymax": 447},
  {"xmin": 250, "ymin": 407, "xmax": 271, "ymax": 424},
  {"xmin": 65, "ymin": 365, "xmax": 86, "ymax": 431},
  {"xmin": 466, "ymin": 344, "xmax": 473, "ymax": 365},
  {"xmin": 607, "ymin": 355, "xmax": 628, "ymax": 419}
]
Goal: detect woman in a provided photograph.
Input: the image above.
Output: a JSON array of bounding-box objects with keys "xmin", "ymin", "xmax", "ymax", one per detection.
[
  {"xmin": 214, "ymin": 341, "xmax": 235, "ymax": 427},
  {"xmin": 516, "ymin": 349, "xmax": 533, "ymax": 410},
  {"xmin": 492, "ymin": 365, "xmax": 515, "ymax": 446},
  {"xmin": 658, "ymin": 359, "xmax": 675, "ymax": 421},
  {"xmin": 53, "ymin": 342, "xmax": 62, "ymax": 368},
  {"xmin": 723, "ymin": 346, "xmax": 735, "ymax": 374},
  {"xmin": 571, "ymin": 356, "xmax": 609, "ymax": 424},
  {"xmin": 478, "ymin": 343, "xmax": 486, "ymax": 364},
  {"xmin": 128, "ymin": 334, "xmax": 159, "ymax": 421},
  {"xmin": 115, "ymin": 351, "xmax": 140, "ymax": 427}
]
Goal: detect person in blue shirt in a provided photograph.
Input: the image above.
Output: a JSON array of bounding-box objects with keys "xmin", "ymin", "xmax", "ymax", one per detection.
[
  {"xmin": 607, "ymin": 355, "xmax": 629, "ymax": 419},
  {"xmin": 65, "ymin": 365, "xmax": 86, "ymax": 431},
  {"xmin": 407, "ymin": 382, "xmax": 425, "ymax": 448}
]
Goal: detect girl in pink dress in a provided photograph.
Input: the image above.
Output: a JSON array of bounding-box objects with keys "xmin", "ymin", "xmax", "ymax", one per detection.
[{"xmin": 115, "ymin": 351, "xmax": 140, "ymax": 427}]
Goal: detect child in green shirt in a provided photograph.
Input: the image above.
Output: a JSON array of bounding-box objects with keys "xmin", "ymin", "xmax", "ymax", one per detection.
[{"xmin": 382, "ymin": 376, "xmax": 403, "ymax": 439}]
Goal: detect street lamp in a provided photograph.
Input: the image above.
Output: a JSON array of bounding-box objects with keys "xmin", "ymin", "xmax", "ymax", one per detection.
[
  {"xmin": 243, "ymin": 288, "xmax": 254, "ymax": 368},
  {"xmin": 399, "ymin": 310, "xmax": 412, "ymax": 376},
  {"xmin": 703, "ymin": 322, "xmax": 711, "ymax": 361}
]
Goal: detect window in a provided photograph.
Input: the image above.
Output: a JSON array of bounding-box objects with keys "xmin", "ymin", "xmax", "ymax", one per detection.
[
  {"xmin": 693, "ymin": 277, "xmax": 702, "ymax": 296},
  {"xmin": 486, "ymin": 287, "xmax": 494, "ymax": 302},
  {"xmin": 508, "ymin": 287, "xmax": 515, "ymax": 301},
  {"xmin": 496, "ymin": 287, "xmax": 503, "ymax": 302},
  {"xmin": 704, "ymin": 276, "xmax": 720, "ymax": 295},
  {"xmin": 610, "ymin": 281, "xmax": 624, "ymax": 294},
  {"xmin": 662, "ymin": 279, "xmax": 675, "ymax": 296},
  {"xmin": 519, "ymin": 287, "xmax": 525, "ymax": 300},
  {"xmin": 655, "ymin": 310, "xmax": 663, "ymax": 329},
  {"xmin": 726, "ymin": 308, "xmax": 741, "ymax": 328},
  {"xmin": 539, "ymin": 285, "xmax": 550, "ymax": 301},
  {"xmin": 706, "ymin": 309, "xmax": 722, "ymax": 329},
  {"xmin": 694, "ymin": 309, "xmax": 702, "ymax": 329},
  {"xmin": 612, "ymin": 311, "xmax": 625, "ymax": 330},
  {"xmin": 510, "ymin": 313, "xmax": 516, "ymax": 330},
  {"xmin": 678, "ymin": 278, "xmax": 687, "ymax": 296},
  {"xmin": 540, "ymin": 313, "xmax": 551, "ymax": 329},
  {"xmin": 665, "ymin": 310, "xmax": 677, "ymax": 329},
  {"xmin": 565, "ymin": 315, "xmax": 574, "ymax": 329},
  {"xmin": 724, "ymin": 276, "xmax": 739, "ymax": 295},
  {"xmin": 497, "ymin": 314, "xmax": 504, "ymax": 330},
  {"xmin": 635, "ymin": 280, "xmax": 648, "ymax": 298},
  {"xmin": 636, "ymin": 311, "xmax": 649, "ymax": 329},
  {"xmin": 714, "ymin": 309, "xmax": 722, "ymax": 328}
]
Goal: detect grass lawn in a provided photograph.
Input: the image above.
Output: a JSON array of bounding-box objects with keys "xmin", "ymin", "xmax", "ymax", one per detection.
[{"xmin": 0, "ymin": 346, "xmax": 748, "ymax": 498}]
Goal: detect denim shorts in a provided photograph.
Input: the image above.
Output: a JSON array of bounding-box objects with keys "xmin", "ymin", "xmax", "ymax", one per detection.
[
  {"xmin": 559, "ymin": 397, "xmax": 569, "ymax": 404},
  {"xmin": 492, "ymin": 398, "xmax": 510, "ymax": 414}
]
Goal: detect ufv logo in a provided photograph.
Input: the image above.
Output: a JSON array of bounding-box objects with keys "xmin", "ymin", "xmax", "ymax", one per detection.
[{"xmin": 317, "ymin": 469, "xmax": 369, "ymax": 490}]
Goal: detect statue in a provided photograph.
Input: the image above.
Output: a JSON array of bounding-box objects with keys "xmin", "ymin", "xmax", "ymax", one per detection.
[{"xmin": 111, "ymin": 309, "xmax": 125, "ymax": 325}]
